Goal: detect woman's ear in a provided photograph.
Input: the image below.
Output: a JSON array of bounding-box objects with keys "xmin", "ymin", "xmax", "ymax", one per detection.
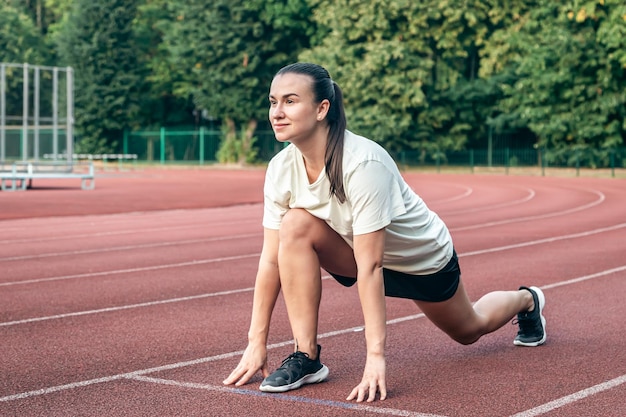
[{"xmin": 317, "ymin": 99, "xmax": 331, "ymax": 121}]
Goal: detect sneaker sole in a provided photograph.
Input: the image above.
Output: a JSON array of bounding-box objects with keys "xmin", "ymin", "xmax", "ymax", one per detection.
[
  {"xmin": 259, "ymin": 364, "xmax": 329, "ymax": 393},
  {"xmin": 514, "ymin": 286, "xmax": 547, "ymax": 347}
]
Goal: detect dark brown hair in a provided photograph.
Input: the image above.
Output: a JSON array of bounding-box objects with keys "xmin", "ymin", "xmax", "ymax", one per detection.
[{"xmin": 275, "ymin": 63, "xmax": 348, "ymax": 203}]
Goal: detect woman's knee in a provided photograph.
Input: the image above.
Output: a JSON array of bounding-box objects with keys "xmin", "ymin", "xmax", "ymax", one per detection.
[
  {"xmin": 414, "ymin": 289, "xmax": 485, "ymax": 346},
  {"xmin": 437, "ymin": 315, "xmax": 487, "ymax": 345},
  {"xmin": 421, "ymin": 312, "xmax": 483, "ymax": 345},
  {"xmin": 448, "ymin": 329, "xmax": 482, "ymax": 345},
  {"xmin": 279, "ymin": 209, "xmax": 320, "ymax": 243}
]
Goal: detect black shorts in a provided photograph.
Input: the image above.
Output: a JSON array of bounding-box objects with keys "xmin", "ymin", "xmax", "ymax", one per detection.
[{"xmin": 330, "ymin": 250, "xmax": 460, "ymax": 302}]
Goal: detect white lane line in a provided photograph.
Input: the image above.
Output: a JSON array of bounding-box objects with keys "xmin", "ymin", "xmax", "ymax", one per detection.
[
  {"xmin": 0, "ymin": 217, "xmax": 260, "ymax": 245},
  {"xmin": 0, "ymin": 286, "xmax": 255, "ymax": 327},
  {"xmin": 3, "ymin": 223, "xmax": 626, "ymax": 326},
  {"xmin": 509, "ymin": 374, "xmax": 626, "ymax": 417},
  {"xmin": 0, "ymin": 322, "xmax": 351, "ymax": 402},
  {"xmin": 1, "ymin": 267, "xmax": 624, "ymax": 405},
  {"xmin": 0, "ymin": 375, "xmax": 130, "ymax": 403},
  {"xmin": 11, "ymin": 260, "xmax": 622, "ymax": 330},
  {"xmin": 450, "ymin": 189, "xmax": 605, "ymax": 232},
  {"xmin": 443, "ymin": 187, "xmax": 535, "ymax": 215},
  {"xmin": 541, "ymin": 265, "xmax": 626, "ymax": 290},
  {"xmin": 0, "ymin": 233, "xmax": 261, "ymax": 262},
  {"xmin": 429, "ymin": 185, "xmax": 473, "ymax": 204},
  {"xmin": 129, "ymin": 376, "xmax": 446, "ymax": 417},
  {"xmin": 4, "ymin": 219, "xmax": 624, "ymax": 289},
  {"xmin": 0, "ymin": 276, "xmax": 340, "ymax": 328},
  {"xmin": 0, "ymin": 253, "xmax": 259, "ymax": 287},
  {"xmin": 0, "ymin": 185, "xmax": 601, "ymax": 246},
  {"xmin": 462, "ymin": 222, "xmax": 626, "ymax": 257},
  {"xmin": 0, "ymin": 187, "xmax": 610, "ymax": 264}
]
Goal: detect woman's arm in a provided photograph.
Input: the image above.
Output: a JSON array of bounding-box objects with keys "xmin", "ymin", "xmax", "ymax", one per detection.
[
  {"xmin": 223, "ymin": 228, "xmax": 281, "ymax": 386},
  {"xmin": 347, "ymin": 228, "xmax": 388, "ymax": 402}
]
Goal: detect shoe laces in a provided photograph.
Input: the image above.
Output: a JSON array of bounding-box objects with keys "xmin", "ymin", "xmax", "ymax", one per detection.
[
  {"xmin": 513, "ymin": 311, "xmax": 539, "ymax": 332},
  {"xmin": 278, "ymin": 351, "xmax": 310, "ymax": 369}
]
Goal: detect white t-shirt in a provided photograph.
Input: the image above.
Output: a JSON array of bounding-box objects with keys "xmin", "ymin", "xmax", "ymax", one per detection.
[{"xmin": 263, "ymin": 130, "xmax": 453, "ymax": 275}]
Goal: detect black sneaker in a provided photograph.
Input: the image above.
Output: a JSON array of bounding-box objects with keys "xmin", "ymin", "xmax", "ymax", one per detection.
[
  {"xmin": 514, "ymin": 286, "xmax": 547, "ymax": 346},
  {"xmin": 259, "ymin": 345, "xmax": 329, "ymax": 393}
]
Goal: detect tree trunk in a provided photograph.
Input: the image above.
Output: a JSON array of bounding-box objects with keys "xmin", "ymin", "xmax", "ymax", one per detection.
[{"xmin": 37, "ymin": 0, "xmax": 43, "ymax": 31}]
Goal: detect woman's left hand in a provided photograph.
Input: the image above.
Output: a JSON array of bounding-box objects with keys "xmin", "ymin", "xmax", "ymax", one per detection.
[{"xmin": 346, "ymin": 354, "xmax": 387, "ymax": 402}]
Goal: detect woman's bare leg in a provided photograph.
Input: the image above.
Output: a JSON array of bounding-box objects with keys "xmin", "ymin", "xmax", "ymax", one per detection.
[
  {"xmin": 278, "ymin": 209, "xmax": 357, "ymax": 358},
  {"xmin": 414, "ymin": 280, "xmax": 534, "ymax": 345}
]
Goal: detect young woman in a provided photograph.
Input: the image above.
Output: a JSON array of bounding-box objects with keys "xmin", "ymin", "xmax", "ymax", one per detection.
[{"xmin": 222, "ymin": 62, "xmax": 546, "ymax": 403}]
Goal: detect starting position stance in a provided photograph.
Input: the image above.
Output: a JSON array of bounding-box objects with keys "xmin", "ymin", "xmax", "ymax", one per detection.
[{"xmin": 223, "ymin": 62, "xmax": 547, "ymax": 402}]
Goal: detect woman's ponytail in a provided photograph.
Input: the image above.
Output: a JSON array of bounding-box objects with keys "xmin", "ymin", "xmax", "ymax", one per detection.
[{"xmin": 324, "ymin": 81, "xmax": 347, "ymax": 203}]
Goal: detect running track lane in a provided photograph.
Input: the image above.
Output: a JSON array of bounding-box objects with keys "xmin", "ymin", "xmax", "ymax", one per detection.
[{"xmin": 1, "ymin": 172, "xmax": 625, "ymax": 416}]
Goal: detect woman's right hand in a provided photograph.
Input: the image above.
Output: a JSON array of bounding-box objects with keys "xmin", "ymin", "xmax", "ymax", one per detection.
[{"xmin": 222, "ymin": 342, "xmax": 269, "ymax": 387}]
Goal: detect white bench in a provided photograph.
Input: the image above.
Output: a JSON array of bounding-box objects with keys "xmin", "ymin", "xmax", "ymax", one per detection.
[{"xmin": 0, "ymin": 162, "xmax": 95, "ymax": 191}]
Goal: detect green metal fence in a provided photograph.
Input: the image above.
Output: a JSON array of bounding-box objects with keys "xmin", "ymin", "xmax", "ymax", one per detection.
[
  {"xmin": 121, "ymin": 128, "xmax": 282, "ymax": 164},
  {"xmin": 2, "ymin": 126, "xmax": 624, "ymax": 176},
  {"xmin": 393, "ymin": 147, "xmax": 625, "ymax": 176},
  {"xmin": 119, "ymin": 128, "xmax": 625, "ymax": 170}
]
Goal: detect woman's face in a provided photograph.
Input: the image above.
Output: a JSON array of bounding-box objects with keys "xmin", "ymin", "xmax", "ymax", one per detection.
[{"xmin": 269, "ymin": 73, "xmax": 328, "ymax": 144}]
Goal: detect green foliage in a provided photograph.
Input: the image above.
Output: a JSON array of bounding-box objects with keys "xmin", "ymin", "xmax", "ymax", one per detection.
[
  {"xmin": 162, "ymin": 0, "xmax": 313, "ymax": 163},
  {"xmin": 133, "ymin": 0, "xmax": 195, "ymax": 128},
  {"xmin": 0, "ymin": 4, "xmax": 50, "ymax": 64},
  {"xmin": 3, "ymin": 0, "xmax": 47, "ymax": 33},
  {"xmin": 2, "ymin": 0, "xmax": 624, "ymax": 161},
  {"xmin": 165, "ymin": 0, "xmax": 313, "ymax": 121},
  {"xmin": 0, "ymin": 4, "xmax": 54, "ymax": 121},
  {"xmin": 216, "ymin": 123, "xmax": 239, "ymax": 164},
  {"xmin": 482, "ymin": 0, "xmax": 626, "ymax": 161},
  {"xmin": 301, "ymin": 0, "xmax": 505, "ymax": 156},
  {"xmin": 216, "ymin": 121, "xmax": 259, "ymax": 164},
  {"xmin": 73, "ymin": 135, "xmax": 111, "ymax": 155},
  {"xmin": 303, "ymin": 0, "xmax": 428, "ymax": 151},
  {"xmin": 55, "ymin": 0, "xmax": 142, "ymax": 153}
]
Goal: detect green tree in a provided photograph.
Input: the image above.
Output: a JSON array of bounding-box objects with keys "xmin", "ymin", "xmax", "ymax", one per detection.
[
  {"xmin": 482, "ymin": 0, "xmax": 626, "ymax": 167},
  {"xmin": 131, "ymin": 0, "xmax": 198, "ymax": 161},
  {"xmin": 0, "ymin": 3, "xmax": 52, "ymax": 122},
  {"xmin": 164, "ymin": 0, "xmax": 314, "ymax": 164},
  {"xmin": 0, "ymin": 4, "xmax": 50, "ymax": 64},
  {"xmin": 3, "ymin": 0, "xmax": 46, "ymax": 33},
  {"xmin": 302, "ymin": 0, "xmax": 430, "ymax": 153},
  {"xmin": 43, "ymin": 0, "xmax": 73, "ymax": 39},
  {"xmin": 55, "ymin": 0, "xmax": 143, "ymax": 154},
  {"xmin": 407, "ymin": 2, "xmax": 498, "ymax": 154},
  {"xmin": 301, "ymin": 0, "xmax": 512, "ymax": 160},
  {"xmin": 134, "ymin": 0, "xmax": 195, "ymax": 129}
]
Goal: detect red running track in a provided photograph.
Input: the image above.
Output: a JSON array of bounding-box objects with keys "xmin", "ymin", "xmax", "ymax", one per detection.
[{"xmin": 1, "ymin": 169, "xmax": 625, "ymax": 416}]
